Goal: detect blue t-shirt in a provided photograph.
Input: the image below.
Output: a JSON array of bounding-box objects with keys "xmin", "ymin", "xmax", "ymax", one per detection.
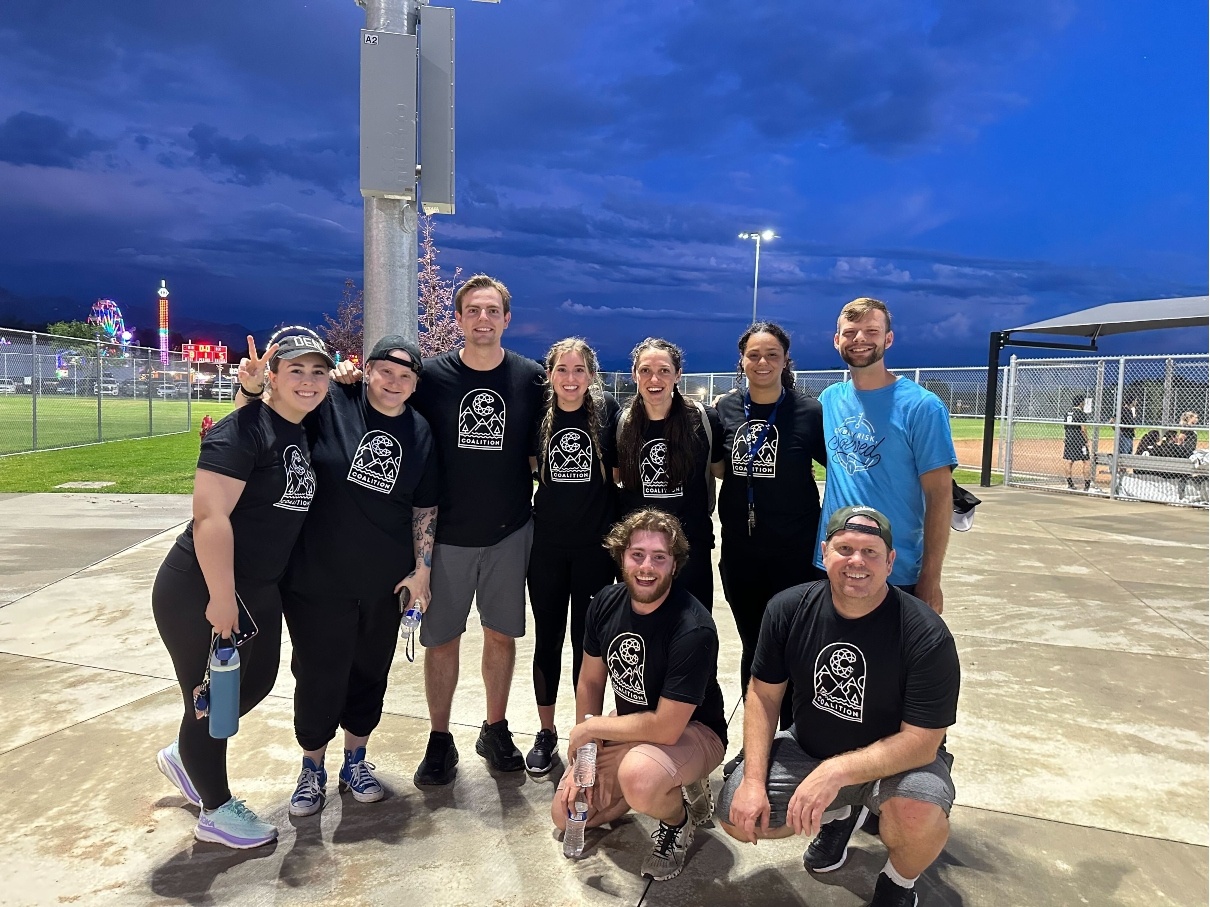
[{"xmin": 815, "ymin": 377, "xmax": 957, "ymax": 585}]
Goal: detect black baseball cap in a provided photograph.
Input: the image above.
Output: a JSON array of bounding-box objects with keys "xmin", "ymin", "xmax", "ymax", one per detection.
[
  {"xmin": 273, "ymin": 333, "xmax": 335, "ymax": 368},
  {"xmin": 366, "ymin": 335, "xmax": 423, "ymax": 375},
  {"xmin": 824, "ymin": 505, "xmax": 893, "ymax": 550}
]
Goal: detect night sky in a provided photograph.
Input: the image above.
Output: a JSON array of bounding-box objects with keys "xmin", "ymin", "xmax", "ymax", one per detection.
[{"xmin": 0, "ymin": 1, "xmax": 1205, "ymax": 370}]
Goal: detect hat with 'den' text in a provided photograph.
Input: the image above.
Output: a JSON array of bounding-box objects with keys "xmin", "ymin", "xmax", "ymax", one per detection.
[
  {"xmin": 366, "ymin": 335, "xmax": 423, "ymax": 375},
  {"xmin": 273, "ymin": 333, "xmax": 335, "ymax": 368},
  {"xmin": 824, "ymin": 505, "xmax": 893, "ymax": 550}
]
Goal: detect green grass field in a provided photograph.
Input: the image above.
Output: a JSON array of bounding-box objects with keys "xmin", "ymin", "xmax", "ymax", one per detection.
[
  {"xmin": 0, "ymin": 396, "xmax": 206, "ymax": 455},
  {"xmin": 0, "ymin": 405, "xmax": 1001, "ymax": 493}
]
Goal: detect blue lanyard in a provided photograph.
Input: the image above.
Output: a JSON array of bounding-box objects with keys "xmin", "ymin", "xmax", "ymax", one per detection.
[{"xmin": 743, "ymin": 388, "xmax": 784, "ymax": 534}]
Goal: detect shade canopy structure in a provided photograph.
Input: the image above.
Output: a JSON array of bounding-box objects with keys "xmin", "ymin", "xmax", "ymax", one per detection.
[{"xmin": 980, "ymin": 296, "xmax": 1209, "ymax": 485}]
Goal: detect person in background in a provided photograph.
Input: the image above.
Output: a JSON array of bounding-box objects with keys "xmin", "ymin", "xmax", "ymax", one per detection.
[
  {"xmin": 153, "ymin": 333, "xmax": 332, "ymax": 848},
  {"xmin": 523, "ymin": 338, "xmax": 620, "ymax": 776},
  {"xmin": 1063, "ymin": 394, "xmax": 1091, "ymax": 491},
  {"xmin": 1118, "ymin": 395, "xmax": 1139, "ymax": 455},
  {"xmin": 615, "ymin": 337, "xmax": 723, "ymax": 611}
]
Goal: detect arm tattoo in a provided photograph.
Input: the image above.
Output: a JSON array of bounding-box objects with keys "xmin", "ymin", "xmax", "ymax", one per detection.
[{"xmin": 412, "ymin": 506, "xmax": 437, "ymax": 569}]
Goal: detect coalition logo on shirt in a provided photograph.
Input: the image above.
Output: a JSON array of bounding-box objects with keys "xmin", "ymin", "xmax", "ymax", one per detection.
[
  {"xmin": 347, "ymin": 430, "xmax": 402, "ymax": 493},
  {"xmin": 457, "ymin": 389, "xmax": 506, "ymax": 450},
  {"xmin": 549, "ymin": 428, "xmax": 592, "ymax": 483},
  {"xmin": 606, "ymin": 632, "xmax": 648, "ymax": 706},
  {"xmin": 829, "ymin": 414, "xmax": 883, "ymax": 476},
  {"xmin": 813, "ymin": 642, "xmax": 866, "ymax": 723},
  {"xmin": 639, "ymin": 439, "xmax": 682, "ymax": 498},
  {"xmin": 731, "ymin": 420, "xmax": 778, "ymax": 478},
  {"xmin": 275, "ymin": 445, "xmax": 316, "ymax": 511}
]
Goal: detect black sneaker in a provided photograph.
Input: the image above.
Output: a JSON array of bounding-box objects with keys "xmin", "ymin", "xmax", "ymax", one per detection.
[
  {"xmin": 868, "ymin": 872, "xmax": 919, "ymax": 907},
  {"xmin": 525, "ymin": 728, "xmax": 559, "ymax": 776},
  {"xmin": 476, "ymin": 719, "xmax": 524, "ymax": 772},
  {"xmin": 413, "ymin": 731, "xmax": 459, "ymax": 786},
  {"xmin": 803, "ymin": 806, "xmax": 865, "ymax": 873},
  {"xmin": 721, "ymin": 749, "xmax": 744, "ymax": 780}
]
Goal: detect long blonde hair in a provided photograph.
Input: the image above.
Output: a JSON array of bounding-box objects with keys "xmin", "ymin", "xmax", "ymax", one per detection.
[{"xmin": 538, "ymin": 338, "xmax": 607, "ymax": 483}]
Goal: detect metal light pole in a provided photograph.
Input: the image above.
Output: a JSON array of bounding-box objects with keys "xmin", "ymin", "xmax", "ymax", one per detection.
[{"xmin": 738, "ymin": 230, "xmax": 776, "ymax": 324}]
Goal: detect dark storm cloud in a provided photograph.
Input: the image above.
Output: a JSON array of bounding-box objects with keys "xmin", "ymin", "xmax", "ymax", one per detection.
[
  {"xmin": 560, "ymin": 300, "xmax": 748, "ymax": 322},
  {"xmin": 0, "ymin": 112, "xmax": 112, "ymax": 168},
  {"xmin": 186, "ymin": 124, "xmax": 355, "ymax": 195}
]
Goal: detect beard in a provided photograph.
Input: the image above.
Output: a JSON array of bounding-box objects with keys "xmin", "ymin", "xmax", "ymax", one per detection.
[
  {"xmin": 839, "ymin": 344, "xmax": 885, "ymax": 369},
  {"xmin": 623, "ymin": 570, "xmax": 674, "ymax": 606}
]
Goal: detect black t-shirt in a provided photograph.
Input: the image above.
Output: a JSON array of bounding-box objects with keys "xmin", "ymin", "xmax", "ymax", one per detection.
[
  {"xmin": 617, "ymin": 404, "xmax": 724, "ymax": 545},
  {"xmin": 532, "ymin": 393, "xmax": 620, "ymax": 549},
  {"xmin": 1063, "ymin": 408, "xmax": 1087, "ymax": 444},
  {"xmin": 176, "ymin": 403, "xmax": 316, "ymax": 585},
  {"xmin": 410, "ymin": 349, "xmax": 545, "ymax": 547},
  {"xmin": 715, "ymin": 388, "xmax": 826, "ymax": 549},
  {"xmin": 752, "ymin": 581, "xmax": 959, "ymax": 760},
  {"xmin": 583, "ymin": 583, "xmax": 728, "ymax": 747},
  {"xmin": 284, "ymin": 383, "xmax": 439, "ymax": 597}
]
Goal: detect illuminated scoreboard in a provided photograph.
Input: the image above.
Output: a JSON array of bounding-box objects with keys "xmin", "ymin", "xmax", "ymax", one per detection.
[{"xmin": 181, "ymin": 343, "xmax": 228, "ymax": 363}]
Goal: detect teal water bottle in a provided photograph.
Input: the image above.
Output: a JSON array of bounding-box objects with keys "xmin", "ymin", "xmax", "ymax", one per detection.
[{"xmin": 208, "ymin": 637, "xmax": 240, "ymax": 739}]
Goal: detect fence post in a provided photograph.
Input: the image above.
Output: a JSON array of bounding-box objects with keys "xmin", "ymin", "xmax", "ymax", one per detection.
[
  {"xmin": 30, "ymin": 331, "xmax": 38, "ymax": 451},
  {"xmin": 1108, "ymin": 358, "xmax": 1126, "ymax": 498},
  {"xmin": 996, "ymin": 365, "xmax": 1007, "ymax": 477},
  {"xmin": 1090, "ymin": 359, "xmax": 1106, "ymax": 480},
  {"xmin": 1004, "ymin": 356, "xmax": 1018, "ymax": 484},
  {"xmin": 148, "ymin": 348, "xmax": 154, "ymax": 433},
  {"xmin": 1162, "ymin": 358, "xmax": 1174, "ymax": 426},
  {"xmin": 95, "ymin": 341, "xmax": 103, "ymax": 443}
]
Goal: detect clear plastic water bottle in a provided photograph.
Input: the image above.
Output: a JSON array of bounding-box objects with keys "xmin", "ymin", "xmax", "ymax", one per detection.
[
  {"xmin": 573, "ymin": 717, "xmax": 597, "ymax": 788},
  {"xmin": 563, "ymin": 793, "xmax": 589, "ymax": 859},
  {"xmin": 399, "ymin": 604, "xmax": 422, "ymax": 640},
  {"xmin": 208, "ymin": 637, "xmax": 240, "ymax": 739}
]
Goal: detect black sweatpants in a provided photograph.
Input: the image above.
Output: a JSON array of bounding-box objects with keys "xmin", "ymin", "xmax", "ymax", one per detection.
[
  {"xmin": 673, "ymin": 536, "xmax": 716, "ymax": 612},
  {"xmin": 152, "ymin": 545, "xmax": 283, "ymax": 810},
  {"xmin": 719, "ymin": 534, "xmax": 823, "ymax": 731},
  {"xmin": 281, "ymin": 588, "xmax": 402, "ymax": 752},
  {"xmin": 526, "ymin": 539, "xmax": 618, "ymax": 708}
]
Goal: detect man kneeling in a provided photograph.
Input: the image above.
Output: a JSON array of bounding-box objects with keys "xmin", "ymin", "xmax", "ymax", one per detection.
[
  {"xmin": 719, "ymin": 506, "xmax": 961, "ymax": 907},
  {"xmin": 551, "ymin": 509, "xmax": 727, "ymax": 881}
]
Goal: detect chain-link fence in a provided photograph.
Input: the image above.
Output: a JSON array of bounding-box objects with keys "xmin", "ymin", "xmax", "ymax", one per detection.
[
  {"xmin": 0, "ymin": 327, "xmax": 208, "ymax": 456},
  {"xmin": 1003, "ymin": 353, "xmax": 1209, "ymax": 507},
  {"xmin": 601, "ymin": 365, "xmax": 1007, "ymax": 471}
]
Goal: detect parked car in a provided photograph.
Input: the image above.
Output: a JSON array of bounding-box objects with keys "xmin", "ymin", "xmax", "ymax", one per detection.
[
  {"xmin": 213, "ymin": 381, "xmax": 235, "ymax": 401},
  {"xmin": 0, "ymin": 378, "xmax": 16, "ymax": 395},
  {"xmin": 99, "ymin": 380, "xmax": 119, "ymax": 396},
  {"xmin": 156, "ymin": 384, "xmax": 178, "ymax": 398}
]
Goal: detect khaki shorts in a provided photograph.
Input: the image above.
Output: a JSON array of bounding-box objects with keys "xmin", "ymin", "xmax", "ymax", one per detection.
[{"xmin": 560, "ymin": 720, "xmax": 725, "ymax": 823}]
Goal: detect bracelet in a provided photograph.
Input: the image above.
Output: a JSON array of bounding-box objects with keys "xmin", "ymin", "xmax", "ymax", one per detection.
[{"xmin": 239, "ymin": 385, "xmax": 264, "ymax": 398}]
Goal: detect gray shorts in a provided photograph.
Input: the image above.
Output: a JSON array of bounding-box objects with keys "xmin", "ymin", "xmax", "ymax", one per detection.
[
  {"xmin": 718, "ymin": 730, "xmax": 956, "ymax": 827},
  {"xmin": 421, "ymin": 520, "xmax": 533, "ymax": 647}
]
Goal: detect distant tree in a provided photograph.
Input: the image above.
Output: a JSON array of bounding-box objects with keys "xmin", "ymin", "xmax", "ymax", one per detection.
[
  {"xmin": 44, "ymin": 319, "xmax": 97, "ymax": 341},
  {"xmin": 417, "ymin": 216, "xmax": 463, "ymax": 357},
  {"xmin": 322, "ymin": 278, "xmax": 364, "ymax": 363}
]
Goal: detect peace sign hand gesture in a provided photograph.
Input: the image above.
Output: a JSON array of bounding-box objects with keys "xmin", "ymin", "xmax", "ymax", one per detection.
[{"xmin": 237, "ymin": 334, "xmax": 277, "ymax": 395}]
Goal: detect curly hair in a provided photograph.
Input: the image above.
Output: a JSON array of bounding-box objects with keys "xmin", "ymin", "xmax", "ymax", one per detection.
[
  {"xmin": 602, "ymin": 508, "xmax": 690, "ymax": 574},
  {"xmin": 617, "ymin": 337, "xmax": 702, "ymax": 491},
  {"xmin": 736, "ymin": 321, "xmax": 796, "ymax": 391},
  {"xmin": 537, "ymin": 338, "xmax": 607, "ymax": 483}
]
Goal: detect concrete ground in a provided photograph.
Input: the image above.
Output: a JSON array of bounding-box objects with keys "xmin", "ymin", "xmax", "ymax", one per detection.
[{"xmin": 0, "ymin": 487, "xmax": 1205, "ymax": 907}]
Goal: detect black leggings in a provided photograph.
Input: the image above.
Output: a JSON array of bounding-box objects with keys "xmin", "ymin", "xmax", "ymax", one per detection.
[
  {"xmin": 282, "ymin": 588, "xmax": 402, "ymax": 752},
  {"xmin": 152, "ymin": 545, "xmax": 283, "ymax": 810},
  {"xmin": 526, "ymin": 539, "xmax": 618, "ymax": 708},
  {"xmin": 719, "ymin": 535, "xmax": 823, "ymax": 731},
  {"xmin": 674, "ymin": 536, "xmax": 716, "ymax": 612}
]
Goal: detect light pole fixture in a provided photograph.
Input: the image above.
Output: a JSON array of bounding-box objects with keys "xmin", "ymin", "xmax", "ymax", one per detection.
[{"xmin": 738, "ymin": 230, "xmax": 777, "ymax": 324}]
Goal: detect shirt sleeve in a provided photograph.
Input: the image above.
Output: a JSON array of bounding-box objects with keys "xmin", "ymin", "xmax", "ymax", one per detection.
[
  {"xmin": 749, "ymin": 587, "xmax": 798, "ymax": 685},
  {"xmin": 582, "ymin": 589, "xmax": 606, "ymax": 658},
  {"xmin": 659, "ymin": 625, "xmax": 715, "ymax": 706},
  {"xmin": 196, "ymin": 409, "xmax": 259, "ymax": 481},
  {"xmin": 414, "ymin": 435, "xmax": 440, "ymax": 509},
  {"xmin": 803, "ymin": 394, "xmax": 827, "ymax": 469},
  {"xmin": 601, "ymin": 394, "xmax": 621, "ymax": 471},
  {"xmin": 706, "ymin": 405, "xmax": 725, "ymax": 463},
  {"xmin": 908, "ymin": 394, "xmax": 958, "ymax": 476},
  {"xmin": 901, "ymin": 609, "xmax": 961, "ymax": 729}
]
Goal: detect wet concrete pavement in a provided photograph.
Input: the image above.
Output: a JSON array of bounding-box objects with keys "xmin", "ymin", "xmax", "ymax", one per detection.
[{"xmin": 0, "ymin": 487, "xmax": 1205, "ymax": 906}]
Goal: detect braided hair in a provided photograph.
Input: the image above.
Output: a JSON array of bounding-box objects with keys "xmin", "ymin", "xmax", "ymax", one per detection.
[
  {"xmin": 736, "ymin": 321, "xmax": 796, "ymax": 391},
  {"xmin": 617, "ymin": 337, "xmax": 701, "ymax": 491},
  {"xmin": 538, "ymin": 338, "xmax": 608, "ymax": 483}
]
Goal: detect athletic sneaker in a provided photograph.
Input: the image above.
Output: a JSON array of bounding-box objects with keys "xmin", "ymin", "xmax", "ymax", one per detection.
[
  {"xmin": 195, "ymin": 797, "xmax": 278, "ymax": 849},
  {"xmin": 475, "ymin": 719, "xmax": 524, "ymax": 772},
  {"xmin": 868, "ymin": 872, "xmax": 919, "ymax": 907},
  {"xmin": 414, "ymin": 731, "xmax": 459, "ymax": 786},
  {"xmin": 641, "ymin": 815, "xmax": 694, "ymax": 881},
  {"xmin": 683, "ymin": 778, "xmax": 714, "ymax": 827},
  {"xmin": 803, "ymin": 806, "xmax": 867, "ymax": 873},
  {"xmin": 525, "ymin": 728, "xmax": 559, "ymax": 776},
  {"xmin": 156, "ymin": 740, "xmax": 202, "ymax": 807},
  {"xmin": 339, "ymin": 747, "xmax": 384, "ymax": 803},
  {"xmin": 289, "ymin": 757, "xmax": 327, "ymax": 817}
]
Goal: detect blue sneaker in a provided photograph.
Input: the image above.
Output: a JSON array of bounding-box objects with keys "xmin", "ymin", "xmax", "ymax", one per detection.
[
  {"xmin": 195, "ymin": 798, "xmax": 277, "ymax": 848},
  {"xmin": 289, "ymin": 757, "xmax": 327, "ymax": 817},
  {"xmin": 339, "ymin": 747, "xmax": 384, "ymax": 803},
  {"xmin": 156, "ymin": 740, "xmax": 202, "ymax": 807}
]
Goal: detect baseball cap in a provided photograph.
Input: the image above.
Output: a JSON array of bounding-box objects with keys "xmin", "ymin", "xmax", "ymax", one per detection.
[
  {"xmin": 366, "ymin": 335, "xmax": 423, "ymax": 375},
  {"xmin": 824, "ymin": 505, "xmax": 893, "ymax": 550},
  {"xmin": 951, "ymin": 482, "xmax": 981, "ymax": 532},
  {"xmin": 273, "ymin": 333, "xmax": 335, "ymax": 368}
]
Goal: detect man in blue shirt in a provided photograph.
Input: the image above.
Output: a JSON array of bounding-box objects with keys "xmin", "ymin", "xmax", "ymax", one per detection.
[{"xmin": 814, "ymin": 298, "xmax": 957, "ymax": 614}]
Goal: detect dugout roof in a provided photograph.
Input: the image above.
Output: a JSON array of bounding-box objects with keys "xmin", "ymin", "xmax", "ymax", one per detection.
[{"xmin": 1004, "ymin": 296, "xmax": 1208, "ymax": 340}]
